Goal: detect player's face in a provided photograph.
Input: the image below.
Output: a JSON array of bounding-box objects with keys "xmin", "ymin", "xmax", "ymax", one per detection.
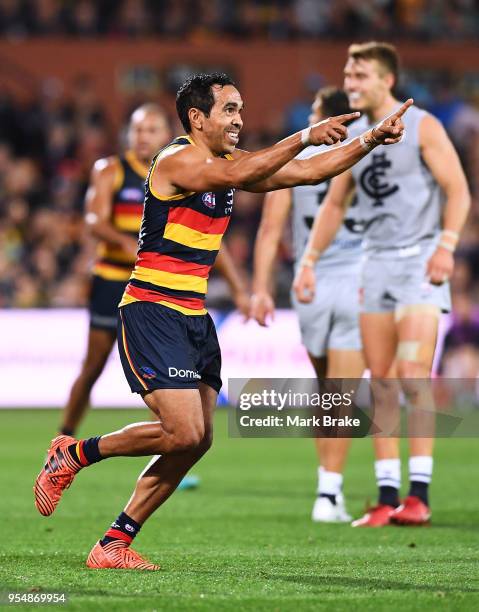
[
  {"xmin": 128, "ymin": 111, "xmax": 171, "ymax": 162},
  {"xmin": 344, "ymin": 58, "xmax": 392, "ymax": 112},
  {"xmin": 204, "ymin": 85, "xmax": 244, "ymax": 154},
  {"xmin": 308, "ymin": 98, "xmax": 323, "ymax": 126}
]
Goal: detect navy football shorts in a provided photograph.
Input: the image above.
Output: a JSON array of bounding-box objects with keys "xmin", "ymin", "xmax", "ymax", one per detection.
[
  {"xmin": 89, "ymin": 275, "xmax": 128, "ymax": 331},
  {"xmin": 117, "ymin": 301, "xmax": 222, "ymax": 394}
]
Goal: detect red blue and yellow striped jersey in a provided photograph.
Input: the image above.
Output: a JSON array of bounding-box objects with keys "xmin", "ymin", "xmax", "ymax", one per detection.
[
  {"xmin": 119, "ymin": 135, "xmax": 234, "ymax": 315},
  {"xmin": 93, "ymin": 151, "xmax": 148, "ymax": 282}
]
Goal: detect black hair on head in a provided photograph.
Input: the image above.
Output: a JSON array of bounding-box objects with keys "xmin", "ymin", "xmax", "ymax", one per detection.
[{"xmin": 176, "ymin": 73, "xmax": 236, "ymax": 132}]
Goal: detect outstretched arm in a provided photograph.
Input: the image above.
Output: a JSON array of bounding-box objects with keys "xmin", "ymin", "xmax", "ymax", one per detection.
[
  {"xmin": 251, "ymin": 189, "xmax": 292, "ymax": 326},
  {"xmin": 419, "ymin": 114, "xmax": 471, "ymax": 284},
  {"xmin": 245, "ymin": 99, "xmax": 414, "ymax": 192},
  {"xmin": 152, "ymin": 113, "xmax": 358, "ymax": 196}
]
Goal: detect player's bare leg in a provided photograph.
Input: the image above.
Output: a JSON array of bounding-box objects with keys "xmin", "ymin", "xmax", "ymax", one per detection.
[
  {"xmin": 86, "ymin": 383, "xmax": 217, "ymax": 570},
  {"xmin": 59, "ymin": 328, "xmax": 116, "ymax": 435},
  {"xmin": 391, "ymin": 305, "xmax": 439, "ymax": 525},
  {"xmin": 87, "ymin": 384, "xmax": 217, "ymax": 569},
  {"xmin": 36, "ymin": 385, "xmax": 216, "ymax": 569},
  {"xmin": 310, "ymin": 351, "xmax": 363, "ymax": 522},
  {"xmin": 352, "ymin": 312, "xmax": 400, "ymax": 526},
  {"xmin": 35, "ymin": 389, "xmax": 206, "ymax": 515},
  {"xmin": 314, "ymin": 350, "xmax": 364, "ymax": 472},
  {"xmin": 98, "ymin": 389, "xmax": 206, "ymax": 457},
  {"xmin": 124, "ymin": 383, "xmax": 216, "ymax": 524}
]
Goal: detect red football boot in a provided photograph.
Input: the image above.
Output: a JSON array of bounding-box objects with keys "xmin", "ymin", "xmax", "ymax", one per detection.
[
  {"xmin": 390, "ymin": 496, "xmax": 431, "ymax": 526},
  {"xmin": 34, "ymin": 435, "xmax": 81, "ymax": 516},
  {"xmin": 351, "ymin": 504, "xmax": 395, "ymax": 527},
  {"xmin": 87, "ymin": 541, "xmax": 161, "ymax": 571}
]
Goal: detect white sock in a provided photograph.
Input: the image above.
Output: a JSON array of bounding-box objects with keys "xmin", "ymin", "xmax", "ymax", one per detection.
[
  {"xmin": 318, "ymin": 466, "xmax": 343, "ymax": 497},
  {"xmin": 375, "ymin": 458, "xmax": 401, "ymax": 490},
  {"xmin": 409, "ymin": 455, "xmax": 433, "ymax": 484}
]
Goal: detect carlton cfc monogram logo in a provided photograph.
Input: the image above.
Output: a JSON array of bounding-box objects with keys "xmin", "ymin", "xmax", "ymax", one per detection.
[
  {"xmin": 202, "ymin": 192, "xmax": 216, "ymax": 209},
  {"xmin": 359, "ymin": 152, "xmax": 399, "ymax": 207}
]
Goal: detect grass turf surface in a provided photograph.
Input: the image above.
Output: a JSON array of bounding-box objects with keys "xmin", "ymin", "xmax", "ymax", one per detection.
[{"xmin": 0, "ymin": 409, "xmax": 478, "ymax": 611}]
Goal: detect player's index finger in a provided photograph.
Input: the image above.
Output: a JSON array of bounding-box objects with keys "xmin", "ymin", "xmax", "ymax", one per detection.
[
  {"xmin": 334, "ymin": 111, "xmax": 361, "ymax": 123},
  {"xmin": 392, "ymin": 98, "xmax": 414, "ymax": 119}
]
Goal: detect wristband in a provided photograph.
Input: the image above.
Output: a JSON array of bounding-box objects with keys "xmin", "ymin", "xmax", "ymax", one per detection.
[
  {"xmin": 301, "ymin": 126, "xmax": 312, "ymax": 146},
  {"xmin": 441, "ymin": 229, "xmax": 459, "ymax": 243},
  {"xmin": 438, "ymin": 241, "xmax": 455, "ymax": 253},
  {"xmin": 307, "ymin": 248, "xmax": 321, "ymax": 260},
  {"xmin": 300, "ymin": 258, "xmax": 315, "ymax": 269},
  {"xmin": 85, "ymin": 212, "xmax": 98, "ymax": 225},
  {"xmin": 359, "ymin": 129, "xmax": 379, "ymax": 152}
]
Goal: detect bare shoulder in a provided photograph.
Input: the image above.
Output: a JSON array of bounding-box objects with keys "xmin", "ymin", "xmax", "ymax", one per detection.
[
  {"xmin": 419, "ymin": 112, "xmax": 448, "ymax": 145},
  {"xmin": 155, "ymin": 143, "xmax": 206, "ymax": 171},
  {"xmin": 92, "ymin": 155, "xmax": 120, "ymax": 176}
]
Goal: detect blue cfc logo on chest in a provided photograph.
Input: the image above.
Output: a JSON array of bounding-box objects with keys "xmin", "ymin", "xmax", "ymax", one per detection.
[
  {"xmin": 119, "ymin": 187, "xmax": 144, "ymax": 202},
  {"xmin": 359, "ymin": 152, "xmax": 399, "ymax": 207}
]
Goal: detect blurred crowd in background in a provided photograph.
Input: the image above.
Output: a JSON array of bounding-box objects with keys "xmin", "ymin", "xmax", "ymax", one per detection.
[
  {"xmin": 1, "ymin": 1, "xmax": 479, "ymax": 371},
  {"xmin": 0, "ymin": 0, "xmax": 478, "ymax": 41}
]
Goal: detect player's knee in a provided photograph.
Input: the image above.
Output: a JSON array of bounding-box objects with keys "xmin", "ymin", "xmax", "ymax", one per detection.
[
  {"xmin": 397, "ymin": 360, "xmax": 429, "ymax": 379},
  {"xmin": 369, "ymin": 366, "xmax": 391, "ymax": 378},
  {"xmin": 196, "ymin": 430, "xmax": 213, "ymax": 457},
  {"xmin": 172, "ymin": 427, "xmax": 204, "ymax": 453}
]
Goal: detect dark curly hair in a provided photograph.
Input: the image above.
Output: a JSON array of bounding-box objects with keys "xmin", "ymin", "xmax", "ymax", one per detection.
[{"xmin": 176, "ymin": 73, "xmax": 236, "ymax": 133}]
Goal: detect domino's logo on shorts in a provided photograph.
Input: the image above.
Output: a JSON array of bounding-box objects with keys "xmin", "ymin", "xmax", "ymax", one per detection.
[
  {"xmin": 202, "ymin": 192, "xmax": 216, "ymax": 209},
  {"xmin": 140, "ymin": 366, "xmax": 157, "ymax": 379},
  {"xmin": 168, "ymin": 367, "xmax": 201, "ymax": 380}
]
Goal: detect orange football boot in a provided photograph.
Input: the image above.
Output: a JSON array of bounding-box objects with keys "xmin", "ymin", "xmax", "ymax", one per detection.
[
  {"xmin": 390, "ymin": 496, "xmax": 431, "ymax": 525},
  {"xmin": 34, "ymin": 435, "xmax": 81, "ymax": 516},
  {"xmin": 351, "ymin": 504, "xmax": 395, "ymax": 527},
  {"xmin": 86, "ymin": 541, "xmax": 161, "ymax": 571}
]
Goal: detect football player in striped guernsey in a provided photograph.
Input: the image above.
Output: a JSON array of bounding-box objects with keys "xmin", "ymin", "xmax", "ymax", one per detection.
[
  {"xmin": 59, "ymin": 104, "xmax": 249, "ymax": 440},
  {"xmin": 35, "ymin": 73, "xmax": 410, "ymax": 570}
]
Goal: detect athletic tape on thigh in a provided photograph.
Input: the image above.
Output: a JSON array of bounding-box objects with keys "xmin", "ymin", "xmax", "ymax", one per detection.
[
  {"xmin": 396, "ymin": 341, "xmax": 421, "ymax": 362},
  {"xmin": 397, "ymin": 340, "xmax": 436, "ymax": 364},
  {"xmin": 394, "ymin": 304, "xmax": 441, "ymax": 322}
]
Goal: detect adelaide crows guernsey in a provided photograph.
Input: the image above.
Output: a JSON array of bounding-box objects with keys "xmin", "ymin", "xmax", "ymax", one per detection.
[
  {"xmin": 119, "ymin": 135, "xmax": 234, "ymax": 315},
  {"xmin": 93, "ymin": 150, "xmax": 148, "ymax": 281}
]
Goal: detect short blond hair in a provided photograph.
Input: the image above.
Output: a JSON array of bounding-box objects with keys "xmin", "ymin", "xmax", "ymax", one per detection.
[{"xmin": 348, "ymin": 41, "xmax": 399, "ymax": 88}]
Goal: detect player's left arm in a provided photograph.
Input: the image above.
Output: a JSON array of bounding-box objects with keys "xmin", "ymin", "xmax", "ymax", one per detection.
[
  {"xmin": 420, "ymin": 114, "xmax": 471, "ymax": 284},
  {"xmin": 242, "ymin": 99, "xmax": 413, "ymax": 192},
  {"xmin": 214, "ymin": 242, "xmax": 250, "ymax": 320}
]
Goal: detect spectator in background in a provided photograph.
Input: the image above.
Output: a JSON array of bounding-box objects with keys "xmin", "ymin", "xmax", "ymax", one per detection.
[
  {"xmin": 0, "ymin": 0, "xmax": 477, "ymax": 40},
  {"xmin": 441, "ymin": 290, "xmax": 479, "ymax": 378}
]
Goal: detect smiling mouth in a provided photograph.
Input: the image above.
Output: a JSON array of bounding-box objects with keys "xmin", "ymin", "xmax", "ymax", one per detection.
[
  {"xmin": 349, "ymin": 92, "xmax": 361, "ymax": 101},
  {"xmin": 226, "ymin": 131, "xmax": 239, "ymax": 144}
]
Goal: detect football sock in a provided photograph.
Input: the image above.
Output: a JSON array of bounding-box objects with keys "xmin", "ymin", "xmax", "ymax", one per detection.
[
  {"xmin": 375, "ymin": 458, "xmax": 401, "ymax": 507},
  {"xmin": 59, "ymin": 427, "xmax": 74, "ymax": 436},
  {"xmin": 100, "ymin": 512, "xmax": 141, "ymax": 547},
  {"xmin": 67, "ymin": 437, "xmax": 103, "ymax": 467},
  {"xmin": 408, "ymin": 455, "xmax": 433, "ymax": 506},
  {"xmin": 379, "ymin": 486, "xmax": 400, "ymax": 507},
  {"xmin": 318, "ymin": 467, "xmax": 342, "ymax": 504}
]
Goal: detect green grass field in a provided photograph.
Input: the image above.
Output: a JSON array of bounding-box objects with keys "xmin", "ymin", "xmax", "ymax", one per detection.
[{"xmin": 0, "ymin": 409, "xmax": 478, "ymax": 611}]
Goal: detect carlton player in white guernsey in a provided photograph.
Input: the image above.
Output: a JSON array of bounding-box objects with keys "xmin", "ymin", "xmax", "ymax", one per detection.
[
  {"xmin": 295, "ymin": 43, "xmax": 470, "ymax": 527},
  {"xmin": 252, "ymin": 88, "xmax": 364, "ymax": 523}
]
